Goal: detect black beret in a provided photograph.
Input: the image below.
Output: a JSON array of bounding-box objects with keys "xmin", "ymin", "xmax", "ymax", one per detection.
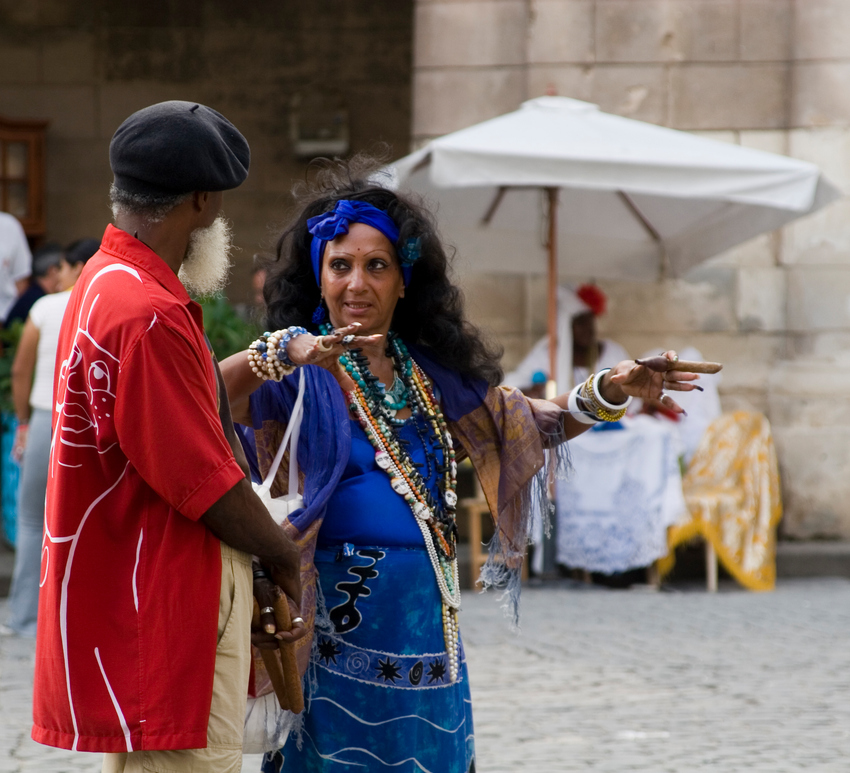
[{"xmin": 109, "ymin": 101, "xmax": 250, "ymax": 197}]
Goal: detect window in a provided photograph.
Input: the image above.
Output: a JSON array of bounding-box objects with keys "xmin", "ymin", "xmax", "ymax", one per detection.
[{"xmin": 0, "ymin": 117, "xmax": 48, "ymax": 238}]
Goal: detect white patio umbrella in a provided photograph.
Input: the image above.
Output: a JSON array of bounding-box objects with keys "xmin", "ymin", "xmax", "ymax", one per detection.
[{"xmin": 389, "ymin": 97, "xmax": 841, "ymax": 392}]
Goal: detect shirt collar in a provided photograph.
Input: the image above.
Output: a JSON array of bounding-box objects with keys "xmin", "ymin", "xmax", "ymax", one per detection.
[{"xmin": 99, "ymin": 223, "xmax": 193, "ymax": 306}]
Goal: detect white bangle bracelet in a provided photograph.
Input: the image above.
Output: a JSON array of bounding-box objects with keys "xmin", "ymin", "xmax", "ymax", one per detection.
[
  {"xmin": 568, "ymin": 384, "xmax": 603, "ymax": 424},
  {"xmin": 592, "ymin": 369, "xmax": 632, "ymax": 411}
]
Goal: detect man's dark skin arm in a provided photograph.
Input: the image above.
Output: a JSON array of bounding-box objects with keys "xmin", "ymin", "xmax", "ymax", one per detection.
[
  {"xmin": 201, "ymin": 478, "xmax": 301, "ymax": 606},
  {"xmin": 205, "ymin": 355, "xmax": 305, "ymax": 645}
]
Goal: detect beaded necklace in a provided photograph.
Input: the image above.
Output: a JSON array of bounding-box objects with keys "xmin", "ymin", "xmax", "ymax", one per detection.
[{"xmin": 321, "ymin": 324, "xmax": 462, "ymax": 682}]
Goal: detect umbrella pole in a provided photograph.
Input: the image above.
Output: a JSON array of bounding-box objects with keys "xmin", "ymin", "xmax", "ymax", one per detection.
[{"xmin": 546, "ymin": 187, "xmax": 559, "ymax": 400}]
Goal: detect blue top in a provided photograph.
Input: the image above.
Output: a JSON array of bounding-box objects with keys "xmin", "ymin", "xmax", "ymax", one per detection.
[{"xmin": 318, "ymin": 415, "xmax": 445, "ymax": 548}]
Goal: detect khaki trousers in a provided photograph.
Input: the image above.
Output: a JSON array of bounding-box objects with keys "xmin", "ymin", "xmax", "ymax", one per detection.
[{"xmin": 102, "ymin": 542, "xmax": 253, "ymax": 773}]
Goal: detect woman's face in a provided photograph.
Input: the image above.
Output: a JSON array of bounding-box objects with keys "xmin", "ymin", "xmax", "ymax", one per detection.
[
  {"xmin": 320, "ymin": 222, "xmax": 404, "ymax": 337},
  {"xmin": 57, "ymin": 259, "xmax": 83, "ymax": 291}
]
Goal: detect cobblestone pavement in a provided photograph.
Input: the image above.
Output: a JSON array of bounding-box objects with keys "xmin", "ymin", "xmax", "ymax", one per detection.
[{"xmin": 2, "ymin": 578, "xmax": 849, "ymax": 771}]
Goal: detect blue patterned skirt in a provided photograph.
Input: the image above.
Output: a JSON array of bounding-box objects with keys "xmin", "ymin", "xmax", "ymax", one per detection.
[{"xmin": 261, "ymin": 544, "xmax": 475, "ymax": 773}]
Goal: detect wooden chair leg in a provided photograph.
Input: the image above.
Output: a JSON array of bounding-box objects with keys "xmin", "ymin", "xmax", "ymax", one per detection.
[
  {"xmin": 646, "ymin": 561, "xmax": 660, "ymax": 588},
  {"xmin": 705, "ymin": 540, "xmax": 718, "ymax": 592},
  {"xmin": 469, "ymin": 505, "xmax": 482, "ymax": 587}
]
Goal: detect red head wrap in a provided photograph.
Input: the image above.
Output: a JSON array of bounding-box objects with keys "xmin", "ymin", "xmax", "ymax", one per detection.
[{"xmin": 576, "ymin": 284, "xmax": 606, "ymax": 317}]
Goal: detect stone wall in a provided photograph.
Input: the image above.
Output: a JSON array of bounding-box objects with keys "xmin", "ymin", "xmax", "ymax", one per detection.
[
  {"xmin": 412, "ymin": 0, "xmax": 850, "ymax": 538},
  {"xmin": 0, "ymin": 0, "xmax": 414, "ymax": 305}
]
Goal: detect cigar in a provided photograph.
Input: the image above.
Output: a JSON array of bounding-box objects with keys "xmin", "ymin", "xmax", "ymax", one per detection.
[
  {"xmin": 273, "ymin": 596, "xmax": 305, "ymax": 714},
  {"xmin": 635, "ymin": 356, "xmax": 722, "ymax": 374}
]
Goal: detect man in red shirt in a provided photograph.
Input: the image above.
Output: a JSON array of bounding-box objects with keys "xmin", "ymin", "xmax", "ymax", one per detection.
[{"xmin": 32, "ymin": 101, "xmax": 304, "ymax": 772}]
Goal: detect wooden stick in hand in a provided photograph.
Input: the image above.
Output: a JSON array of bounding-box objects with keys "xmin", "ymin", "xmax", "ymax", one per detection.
[
  {"xmin": 252, "ymin": 599, "xmax": 290, "ymax": 711},
  {"xmin": 273, "ymin": 596, "xmax": 305, "ymax": 714}
]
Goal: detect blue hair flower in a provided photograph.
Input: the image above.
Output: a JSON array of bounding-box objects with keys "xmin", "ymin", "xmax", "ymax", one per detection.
[{"xmin": 399, "ymin": 237, "xmax": 421, "ymax": 268}]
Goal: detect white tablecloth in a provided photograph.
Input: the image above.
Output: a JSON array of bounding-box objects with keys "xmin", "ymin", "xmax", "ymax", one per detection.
[{"xmin": 555, "ymin": 415, "xmax": 687, "ymax": 574}]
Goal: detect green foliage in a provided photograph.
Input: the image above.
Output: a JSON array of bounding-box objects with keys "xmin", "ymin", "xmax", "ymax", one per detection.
[
  {"xmin": 197, "ymin": 294, "xmax": 260, "ymax": 362},
  {"xmin": 0, "ymin": 321, "xmax": 23, "ymax": 414}
]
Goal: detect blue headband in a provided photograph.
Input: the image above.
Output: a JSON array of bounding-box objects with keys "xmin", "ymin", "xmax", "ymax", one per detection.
[{"xmin": 307, "ymin": 199, "xmax": 420, "ymax": 286}]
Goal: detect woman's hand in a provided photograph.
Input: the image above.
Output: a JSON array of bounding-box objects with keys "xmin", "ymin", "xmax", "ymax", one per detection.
[
  {"xmin": 11, "ymin": 424, "xmax": 28, "ymax": 463},
  {"xmin": 601, "ymin": 350, "xmax": 703, "ymax": 414},
  {"xmin": 251, "ymin": 572, "xmax": 307, "ymax": 649},
  {"xmin": 285, "ymin": 323, "xmax": 382, "ymax": 391}
]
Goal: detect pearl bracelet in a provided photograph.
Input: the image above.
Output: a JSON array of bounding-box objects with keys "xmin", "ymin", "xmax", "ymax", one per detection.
[{"xmin": 248, "ymin": 326, "xmax": 307, "ymax": 381}]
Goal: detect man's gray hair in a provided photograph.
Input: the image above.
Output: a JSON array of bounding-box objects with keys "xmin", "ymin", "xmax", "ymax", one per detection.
[{"xmin": 109, "ymin": 184, "xmax": 191, "ymax": 223}]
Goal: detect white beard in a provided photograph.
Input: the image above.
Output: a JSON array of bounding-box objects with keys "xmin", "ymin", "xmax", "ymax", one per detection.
[{"xmin": 178, "ymin": 215, "xmax": 233, "ymax": 297}]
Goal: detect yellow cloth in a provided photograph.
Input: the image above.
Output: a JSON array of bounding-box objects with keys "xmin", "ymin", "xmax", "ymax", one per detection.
[{"xmin": 658, "ymin": 411, "xmax": 783, "ymax": 591}]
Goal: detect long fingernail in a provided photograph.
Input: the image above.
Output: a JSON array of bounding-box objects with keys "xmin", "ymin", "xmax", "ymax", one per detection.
[
  {"xmin": 264, "ymin": 623, "xmax": 276, "ymax": 634},
  {"xmin": 693, "ymin": 385, "xmax": 704, "ymax": 392}
]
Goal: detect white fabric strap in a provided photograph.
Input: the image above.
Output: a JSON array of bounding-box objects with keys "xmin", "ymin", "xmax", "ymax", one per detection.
[
  {"xmin": 263, "ymin": 368, "xmax": 306, "ymax": 489},
  {"xmin": 592, "ymin": 369, "xmax": 632, "ymax": 412},
  {"xmin": 568, "ymin": 384, "xmax": 602, "ymax": 425}
]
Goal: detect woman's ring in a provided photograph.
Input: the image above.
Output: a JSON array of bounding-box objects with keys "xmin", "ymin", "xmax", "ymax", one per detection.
[
  {"xmin": 316, "ymin": 336, "xmax": 333, "ymax": 352},
  {"xmin": 260, "ymin": 606, "xmax": 275, "ymax": 615},
  {"xmin": 292, "ymin": 617, "xmax": 304, "ymax": 624},
  {"xmin": 342, "ymin": 334, "xmax": 355, "ymax": 346}
]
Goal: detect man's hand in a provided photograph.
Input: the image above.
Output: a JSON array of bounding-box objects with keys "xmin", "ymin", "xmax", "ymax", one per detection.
[{"xmin": 251, "ymin": 573, "xmax": 307, "ymax": 649}]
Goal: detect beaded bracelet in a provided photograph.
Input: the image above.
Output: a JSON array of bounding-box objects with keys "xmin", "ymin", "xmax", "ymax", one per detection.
[
  {"xmin": 247, "ymin": 326, "xmax": 307, "ymax": 381},
  {"xmin": 591, "ymin": 370, "xmax": 633, "ymax": 412},
  {"xmin": 580, "ymin": 369, "xmax": 631, "ymax": 422}
]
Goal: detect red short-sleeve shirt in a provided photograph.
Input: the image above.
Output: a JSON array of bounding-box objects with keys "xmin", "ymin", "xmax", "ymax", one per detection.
[{"xmin": 32, "ymin": 225, "xmax": 245, "ymax": 753}]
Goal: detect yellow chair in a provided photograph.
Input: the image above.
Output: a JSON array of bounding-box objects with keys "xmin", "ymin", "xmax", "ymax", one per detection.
[{"xmin": 659, "ymin": 411, "xmax": 783, "ymax": 591}]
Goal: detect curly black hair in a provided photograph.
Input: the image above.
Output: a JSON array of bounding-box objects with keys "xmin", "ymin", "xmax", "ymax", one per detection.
[{"xmin": 264, "ymin": 157, "xmax": 504, "ymax": 386}]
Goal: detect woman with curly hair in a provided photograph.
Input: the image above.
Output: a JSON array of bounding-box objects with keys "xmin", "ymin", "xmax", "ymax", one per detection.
[{"xmin": 221, "ymin": 162, "xmax": 700, "ymax": 772}]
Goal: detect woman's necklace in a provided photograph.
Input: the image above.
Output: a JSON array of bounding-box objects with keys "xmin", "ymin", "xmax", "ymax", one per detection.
[{"xmin": 322, "ymin": 324, "xmax": 461, "ymax": 682}]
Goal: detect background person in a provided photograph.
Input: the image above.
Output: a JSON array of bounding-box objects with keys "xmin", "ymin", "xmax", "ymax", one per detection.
[
  {"xmin": 220, "ymin": 163, "xmax": 700, "ymax": 772},
  {"xmin": 0, "ymin": 211, "xmax": 32, "ymax": 324},
  {"xmin": 4, "ymin": 243, "xmax": 63, "ymax": 328},
  {"xmin": 502, "ymin": 283, "xmax": 629, "ymax": 393},
  {"xmin": 31, "ymin": 101, "xmax": 306, "ymax": 773},
  {"xmin": 2, "ymin": 238, "xmax": 99, "ymax": 638}
]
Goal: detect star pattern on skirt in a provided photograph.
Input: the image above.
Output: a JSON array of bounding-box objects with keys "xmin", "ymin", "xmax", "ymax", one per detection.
[
  {"xmin": 318, "ymin": 638, "xmax": 342, "ymax": 665},
  {"xmin": 375, "ymin": 656, "xmax": 402, "ymax": 683},
  {"xmin": 427, "ymin": 658, "xmax": 447, "ymax": 683}
]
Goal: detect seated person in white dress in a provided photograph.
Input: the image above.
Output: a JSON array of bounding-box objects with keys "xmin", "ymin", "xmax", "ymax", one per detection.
[
  {"xmin": 504, "ymin": 284, "xmax": 640, "ymax": 579},
  {"xmin": 502, "ymin": 283, "xmax": 629, "ymax": 392}
]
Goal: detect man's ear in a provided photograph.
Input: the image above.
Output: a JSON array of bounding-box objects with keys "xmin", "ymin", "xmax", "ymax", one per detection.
[{"xmin": 192, "ymin": 191, "xmax": 209, "ymax": 212}]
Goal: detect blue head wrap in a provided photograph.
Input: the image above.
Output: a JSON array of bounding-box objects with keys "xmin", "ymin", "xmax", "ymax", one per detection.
[{"xmin": 307, "ymin": 199, "xmax": 419, "ymax": 286}]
